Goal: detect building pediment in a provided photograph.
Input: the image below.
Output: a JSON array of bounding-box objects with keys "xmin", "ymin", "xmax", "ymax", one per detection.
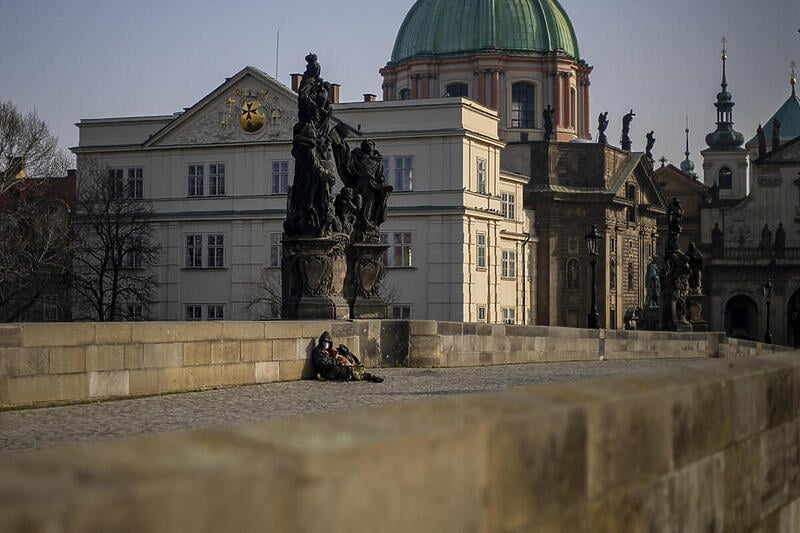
[{"xmin": 146, "ymin": 67, "xmax": 297, "ymax": 147}]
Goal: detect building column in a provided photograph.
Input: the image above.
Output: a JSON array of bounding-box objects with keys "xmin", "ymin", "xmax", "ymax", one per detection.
[
  {"xmin": 478, "ymin": 70, "xmax": 486, "ymax": 106},
  {"xmin": 562, "ymin": 73, "xmax": 571, "ymax": 128},
  {"xmin": 411, "ymin": 75, "xmax": 419, "ymax": 99},
  {"xmin": 382, "ymin": 84, "xmax": 390, "ymax": 101},
  {"xmin": 582, "ymin": 81, "xmax": 591, "ymax": 139},
  {"xmin": 491, "ymin": 71, "xmax": 500, "ymax": 110},
  {"xmin": 552, "ymin": 72, "xmax": 561, "ymax": 126},
  {"xmin": 421, "ymin": 75, "xmax": 429, "ymax": 99}
]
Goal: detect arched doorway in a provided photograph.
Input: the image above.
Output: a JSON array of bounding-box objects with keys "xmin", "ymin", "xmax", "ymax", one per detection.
[
  {"xmin": 787, "ymin": 289, "xmax": 800, "ymax": 348},
  {"xmin": 724, "ymin": 295, "xmax": 759, "ymax": 341}
]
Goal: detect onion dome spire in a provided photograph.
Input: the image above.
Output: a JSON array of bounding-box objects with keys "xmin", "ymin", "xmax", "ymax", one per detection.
[
  {"xmin": 705, "ymin": 37, "xmax": 745, "ymax": 151},
  {"xmin": 680, "ymin": 116, "xmax": 696, "ymax": 175}
]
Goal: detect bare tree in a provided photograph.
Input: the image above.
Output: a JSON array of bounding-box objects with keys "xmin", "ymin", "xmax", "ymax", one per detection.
[
  {"xmin": 248, "ymin": 268, "xmax": 283, "ymax": 320},
  {"xmin": 70, "ymin": 159, "xmax": 160, "ymax": 321},
  {"xmin": 0, "ymin": 102, "xmax": 73, "ymax": 322}
]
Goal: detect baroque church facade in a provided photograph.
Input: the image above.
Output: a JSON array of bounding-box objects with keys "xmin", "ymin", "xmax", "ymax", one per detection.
[{"xmin": 72, "ymin": 0, "xmax": 664, "ymax": 328}]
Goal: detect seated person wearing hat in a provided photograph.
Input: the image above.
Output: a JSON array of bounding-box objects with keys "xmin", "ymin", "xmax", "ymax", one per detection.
[{"xmin": 312, "ymin": 331, "xmax": 384, "ymax": 383}]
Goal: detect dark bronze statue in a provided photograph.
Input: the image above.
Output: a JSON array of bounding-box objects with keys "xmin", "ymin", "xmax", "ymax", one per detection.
[
  {"xmin": 543, "ymin": 105, "xmax": 555, "ymax": 141},
  {"xmin": 757, "ymin": 124, "xmax": 767, "ymax": 159},
  {"xmin": 621, "ymin": 109, "xmax": 635, "ymax": 151},
  {"xmin": 597, "ymin": 111, "xmax": 609, "ymax": 145},
  {"xmin": 645, "ymin": 256, "xmax": 660, "ymax": 307},
  {"xmin": 645, "ymin": 131, "xmax": 655, "ymax": 159},
  {"xmin": 687, "ymin": 242, "xmax": 703, "ymax": 294}
]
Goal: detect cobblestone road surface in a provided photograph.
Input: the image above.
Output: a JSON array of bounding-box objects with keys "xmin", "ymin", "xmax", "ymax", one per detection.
[{"xmin": 0, "ymin": 358, "xmax": 722, "ymax": 453}]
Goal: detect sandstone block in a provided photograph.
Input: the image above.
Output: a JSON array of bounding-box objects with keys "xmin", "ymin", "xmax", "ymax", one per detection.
[
  {"xmin": 672, "ymin": 379, "xmax": 732, "ymax": 468},
  {"xmin": 129, "ymin": 369, "xmax": 159, "ymax": 396},
  {"xmin": 760, "ymin": 424, "xmax": 789, "ymax": 517},
  {"xmin": 730, "ymin": 371, "xmax": 769, "ymax": 441},
  {"xmin": 223, "ymin": 321, "xmax": 265, "ymax": 340},
  {"xmin": 409, "ymin": 320, "xmax": 437, "ymax": 336},
  {"xmin": 666, "ymin": 453, "xmax": 724, "ymax": 533},
  {"xmin": 0, "ymin": 326, "xmax": 21, "ymax": 347},
  {"xmin": 85, "ymin": 345, "xmax": 125, "ymax": 372},
  {"xmin": 7, "ymin": 375, "xmax": 60, "ymax": 404},
  {"xmin": 157, "ymin": 367, "xmax": 186, "ymax": 393},
  {"xmin": 766, "ymin": 367, "xmax": 796, "ymax": 428},
  {"xmin": 301, "ymin": 321, "xmax": 333, "ymax": 338},
  {"xmin": 211, "ymin": 341, "xmax": 241, "ymax": 364},
  {"xmin": 174, "ymin": 322, "xmax": 223, "ymax": 342},
  {"xmin": 264, "ymin": 321, "xmax": 305, "ymax": 340},
  {"xmin": 0, "ymin": 378, "xmax": 7, "ymax": 405},
  {"xmin": 273, "ymin": 339, "xmax": 304, "ymax": 361},
  {"xmin": 278, "ymin": 359, "xmax": 313, "ymax": 381},
  {"xmin": 183, "ymin": 342, "xmax": 211, "ymax": 366},
  {"xmin": 94, "ymin": 323, "xmax": 132, "ymax": 345},
  {"xmin": 142, "ymin": 344, "xmax": 183, "ymax": 368},
  {"xmin": 1, "ymin": 347, "xmax": 49, "ymax": 377},
  {"xmin": 255, "ymin": 362, "xmax": 280, "ymax": 383},
  {"xmin": 49, "ymin": 347, "xmax": 86, "ymax": 375},
  {"xmin": 22, "ymin": 323, "xmax": 94, "ymax": 348},
  {"xmin": 89, "ymin": 371, "xmax": 130, "ymax": 399},
  {"xmin": 724, "ymin": 435, "xmax": 763, "ymax": 533},
  {"xmin": 124, "ymin": 344, "xmax": 144, "ymax": 369},
  {"xmin": 241, "ymin": 341, "xmax": 273, "ymax": 362},
  {"xmin": 218, "ymin": 363, "xmax": 255, "ymax": 386},
  {"xmin": 130, "ymin": 323, "xmax": 176, "ymax": 344},
  {"xmin": 59, "ymin": 374, "xmax": 88, "ymax": 401}
]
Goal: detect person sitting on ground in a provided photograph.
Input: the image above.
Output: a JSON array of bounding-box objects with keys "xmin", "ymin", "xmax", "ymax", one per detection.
[{"xmin": 312, "ymin": 331, "xmax": 384, "ymax": 383}]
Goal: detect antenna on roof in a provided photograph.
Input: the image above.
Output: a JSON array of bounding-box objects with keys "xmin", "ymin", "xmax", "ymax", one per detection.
[{"xmin": 276, "ymin": 29, "xmax": 280, "ymax": 79}]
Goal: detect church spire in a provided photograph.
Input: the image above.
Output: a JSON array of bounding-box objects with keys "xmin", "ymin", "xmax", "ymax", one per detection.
[
  {"xmin": 705, "ymin": 37, "xmax": 745, "ymax": 150},
  {"xmin": 680, "ymin": 116, "xmax": 696, "ymax": 176},
  {"xmin": 791, "ymin": 60, "xmax": 797, "ymax": 97}
]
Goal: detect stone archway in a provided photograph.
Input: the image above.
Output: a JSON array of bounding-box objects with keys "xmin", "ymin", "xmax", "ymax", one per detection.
[
  {"xmin": 787, "ymin": 288, "xmax": 800, "ymax": 348},
  {"xmin": 724, "ymin": 295, "xmax": 759, "ymax": 341}
]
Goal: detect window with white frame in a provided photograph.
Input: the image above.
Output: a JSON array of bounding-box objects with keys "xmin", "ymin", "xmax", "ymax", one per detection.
[
  {"xmin": 126, "ymin": 304, "xmax": 143, "ymax": 321},
  {"xmin": 108, "ymin": 168, "xmax": 124, "ymax": 199},
  {"xmin": 185, "ymin": 304, "xmax": 202, "ymax": 321},
  {"xmin": 385, "ymin": 157, "xmax": 413, "ymax": 191},
  {"xmin": 502, "ymin": 307, "xmax": 516, "ymax": 324},
  {"xmin": 125, "ymin": 236, "xmax": 144, "ymax": 269},
  {"xmin": 127, "ymin": 167, "xmax": 143, "ymax": 199},
  {"xmin": 381, "ymin": 232, "xmax": 413, "ymax": 267},
  {"xmin": 272, "ymin": 161, "xmax": 289, "ymax": 194},
  {"xmin": 391, "ymin": 305, "xmax": 411, "ymax": 319},
  {"xmin": 477, "ymin": 305, "xmax": 487, "ymax": 323},
  {"xmin": 188, "ymin": 165, "xmax": 204, "ymax": 197},
  {"xmin": 207, "ymin": 304, "xmax": 224, "ymax": 321},
  {"xmin": 207, "ymin": 234, "xmax": 224, "ymax": 268},
  {"xmin": 501, "ymin": 192, "xmax": 516, "ymax": 220},
  {"xmin": 501, "ymin": 249, "xmax": 516, "ymax": 278},
  {"xmin": 208, "ymin": 163, "xmax": 225, "ymax": 196},
  {"xmin": 269, "ymin": 233, "xmax": 282, "ymax": 267},
  {"xmin": 185, "ymin": 235, "xmax": 203, "ymax": 268},
  {"xmin": 477, "ymin": 158, "xmax": 487, "ymax": 194},
  {"xmin": 511, "ymin": 82, "xmax": 536, "ymax": 129},
  {"xmin": 476, "ymin": 232, "xmax": 487, "ymax": 269}
]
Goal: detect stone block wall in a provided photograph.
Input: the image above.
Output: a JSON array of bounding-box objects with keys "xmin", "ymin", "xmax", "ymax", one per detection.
[
  {"xmin": 0, "ymin": 320, "xmax": 792, "ymax": 409},
  {"xmin": 1, "ymin": 354, "xmax": 799, "ymax": 532}
]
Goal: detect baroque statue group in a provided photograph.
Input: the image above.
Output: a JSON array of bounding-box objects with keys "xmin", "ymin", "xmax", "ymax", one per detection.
[{"xmin": 282, "ymin": 54, "xmax": 392, "ymax": 320}]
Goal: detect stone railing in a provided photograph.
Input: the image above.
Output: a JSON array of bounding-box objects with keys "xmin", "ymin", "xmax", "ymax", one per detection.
[
  {"xmin": 0, "ymin": 321, "xmax": 792, "ymax": 409},
  {"xmin": 1, "ymin": 352, "xmax": 799, "ymax": 531}
]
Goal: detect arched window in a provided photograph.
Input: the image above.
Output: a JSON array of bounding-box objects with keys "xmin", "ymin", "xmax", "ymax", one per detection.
[
  {"xmin": 446, "ymin": 83, "xmax": 468, "ymax": 98},
  {"xmin": 566, "ymin": 259, "xmax": 580, "ymax": 290},
  {"xmin": 511, "ymin": 82, "xmax": 536, "ymax": 129},
  {"xmin": 399, "ymin": 88, "xmax": 411, "ymax": 101},
  {"xmin": 718, "ymin": 167, "xmax": 732, "ymax": 189}
]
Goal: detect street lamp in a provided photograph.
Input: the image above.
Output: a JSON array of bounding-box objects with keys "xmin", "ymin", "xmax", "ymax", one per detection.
[
  {"xmin": 763, "ymin": 279, "xmax": 773, "ymax": 344},
  {"xmin": 585, "ymin": 224, "xmax": 602, "ymax": 329}
]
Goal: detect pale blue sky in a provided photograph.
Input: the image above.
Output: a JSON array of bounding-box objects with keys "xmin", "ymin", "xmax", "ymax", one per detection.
[{"xmin": 0, "ymin": 0, "xmax": 797, "ymax": 175}]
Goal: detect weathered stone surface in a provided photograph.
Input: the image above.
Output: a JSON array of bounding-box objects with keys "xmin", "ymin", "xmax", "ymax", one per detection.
[
  {"xmin": 241, "ymin": 341, "xmax": 273, "ymax": 362},
  {"xmin": 672, "ymin": 378, "xmax": 732, "ymax": 468},
  {"xmin": 174, "ymin": 322, "xmax": 224, "ymax": 342},
  {"xmin": 86, "ymin": 345, "xmax": 125, "ymax": 372},
  {"xmin": 142, "ymin": 344, "xmax": 183, "ymax": 369},
  {"xmin": 95, "ymin": 323, "xmax": 132, "ymax": 345},
  {"xmin": 22, "ymin": 323, "xmax": 94, "ymax": 347},
  {"xmin": 130, "ymin": 323, "xmax": 177, "ymax": 344},
  {"xmin": 211, "ymin": 341, "xmax": 241, "ymax": 364},
  {"xmin": 0, "ymin": 326, "xmax": 21, "ymax": 347},
  {"xmin": 89, "ymin": 371, "xmax": 130, "ymax": 398},
  {"xmin": 725, "ymin": 435, "xmax": 763, "ymax": 533},
  {"xmin": 49, "ymin": 347, "xmax": 86, "ymax": 374},
  {"xmin": 1, "ymin": 347, "xmax": 49, "ymax": 377},
  {"xmin": 183, "ymin": 342, "xmax": 212, "ymax": 366},
  {"xmin": 255, "ymin": 362, "xmax": 280, "ymax": 384},
  {"xmin": 222, "ymin": 321, "xmax": 265, "ymax": 340},
  {"xmin": 129, "ymin": 369, "xmax": 159, "ymax": 396}
]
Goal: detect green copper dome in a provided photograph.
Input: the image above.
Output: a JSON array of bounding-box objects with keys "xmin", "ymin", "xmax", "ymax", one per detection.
[{"xmin": 389, "ymin": 0, "xmax": 580, "ymax": 65}]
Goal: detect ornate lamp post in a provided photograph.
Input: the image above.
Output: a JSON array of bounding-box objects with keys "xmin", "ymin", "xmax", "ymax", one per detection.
[
  {"xmin": 763, "ymin": 279, "xmax": 773, "ymax": 344},
  {"xmin": 585, "ymin": 224, "xmax": 602, "ymax": 329}
]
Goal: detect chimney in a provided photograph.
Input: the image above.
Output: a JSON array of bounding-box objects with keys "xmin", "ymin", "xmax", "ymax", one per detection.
[
  {"xmin": 330, "ymin": 83, "xmax": 340, "ymax": 104},
  {"xmin": 290, "ymin": 73, "xmax": 302, "ymax": 92},
  {"xmin": 363, "ymin": 94, "xmax": 377, "ymax": 103}
]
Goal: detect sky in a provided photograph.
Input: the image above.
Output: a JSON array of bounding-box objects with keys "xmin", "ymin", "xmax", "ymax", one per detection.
[{"xmin": 0, "ymin": 0, "xmax": 798, "ymax": 178}]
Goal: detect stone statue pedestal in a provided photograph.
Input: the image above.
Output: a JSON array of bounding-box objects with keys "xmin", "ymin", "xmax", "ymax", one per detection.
[
  {"xmin": 345, "ymin": 242, "xmax": 389, "ymax": 319},
  {"xmin": 638, "ymin": 306, "xmax": 662, "ymax": 331},
  {"xmin": 687, "ymin": 293, "xmax": 708, "ymax": 332},
  {"xmin": 281, "ymin": 235, "xmax": 350, "ymax": 320}
]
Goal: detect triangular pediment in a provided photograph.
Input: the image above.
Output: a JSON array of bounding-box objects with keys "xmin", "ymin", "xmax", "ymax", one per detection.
[
  {"xmin": 610, "ymin": 154, "xmax": 668, "ymax": 210},
  {"xmin": 146, "ymin": 66, "xmax": 297, "ymax": 147}
]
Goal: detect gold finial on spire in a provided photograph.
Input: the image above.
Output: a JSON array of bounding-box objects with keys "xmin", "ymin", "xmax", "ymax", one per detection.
[
  {"xmin": 721, "ymin": 36, "xmax": 727, "ymax": 61},
  {"xmin": 791, "ymin": 60, "xmax": 797, "ymax": 88}
]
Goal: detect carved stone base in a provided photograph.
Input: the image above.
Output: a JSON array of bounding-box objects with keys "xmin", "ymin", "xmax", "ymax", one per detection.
[
  {"xmin": 345, "ymin": 242, "xmax": 389, "ymax": 319},
  {"xmin": 638, "ymin": 306, "xmax": 662, "ymax": 331},
  {"xmin": 687, "ymin": 294, "xmax": 708, "ymax": 332},
  {"xmin": 281, "ymin": 235, "xmax": 350, "ymax": 320}
]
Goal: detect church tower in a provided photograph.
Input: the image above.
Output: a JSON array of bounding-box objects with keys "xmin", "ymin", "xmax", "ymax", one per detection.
[{"xmin": 701, "ymin": 39, "xmax": 747, "ymax": 199}]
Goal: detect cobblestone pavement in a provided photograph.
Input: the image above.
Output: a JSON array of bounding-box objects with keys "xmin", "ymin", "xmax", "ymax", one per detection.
[{"xmin": 0, "ymin": 358, "xmax": 722, "ymax": 453}]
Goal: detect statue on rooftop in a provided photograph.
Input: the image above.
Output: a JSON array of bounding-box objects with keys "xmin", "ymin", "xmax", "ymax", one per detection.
[
  {"xmin": 621, "ymin": 109, "xmax": 635, "ymax": 151},
  {"xmin": 543, "ymin": 105, "xmax": 555, "ymax": 141},
  {"xmin": 598, "ymin": 112, "xmax": 609, "ymax": 145},
  {"xmin": 687, "ymin": 242, "xmax": 703, "ymax": 294},
  {"xmin": 757, "ymin": 124, "xmax": 767, "ymax": 159},
  {"xmin": 645, "ymin": 131, "xmax": 656, "ymax": 159}
]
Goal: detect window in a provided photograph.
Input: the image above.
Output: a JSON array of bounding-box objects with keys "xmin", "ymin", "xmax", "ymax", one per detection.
[
  {"xmin": 188, "ymin": 165, "xmax": 204, "ymax": 197},
  {"xmin": 125, "ymin": 236, "xmax": 144, "ymax": 269},
  {"xmin": 399, "ymin": 88, "xmax": 411, "ymax": 100},
  {"xmin": 719, "ymin": 167, "xmax": 733, "ymax": 189},
  {"xmin": 185, "ymin": 305, "xmax": 202, "ymax": 321},
  {"xmin": 446, "ymin": 82, "xmax": 468, "ymax": 98},
  {"xmin": 382, "ymin": 232, "xmax": 413, "ymax": 267},
  {"xmin": 208, "ymin": 163, "xmax": 225, "ymax": 196},
  {"xmin": 107, "ymin": 168, "xmax": 124, "ymax": 199},
  {"xmin": 476, "ymin": 232, "xmax": 487, "ymax": 269},
  {"xmin": 207, "ymin": 305, "xmax": 224, "ymax": 321},
  {"xmin": 501, "ymin": 192, "xmax": 516, "ymax": 220},
  {"xmin": 269, "ymin": 233, "xmax": 282, "ymax": 267},
  {"xmin": 477, "ymin": 158, "xmax": 487, "ymax": 194},
  {"xmin": 511, "ymin": 82, "xmax": 536, "ymax": 129},
  {"xmin": 626, "ymin": 184, "xmax": 636, "ymax": 200},
  {"xmin": 502, "ymin": 307, "xmax": 516, "ymax": 325},
  {"xmin": 501, "ymin": 250, "xmax": 516, "ymax": 278},
  {"xmin": 566, "ymin": 258, "xmax": 580, "ymax": 290},
  {"xmin": 185, "ymin": 235, "xmax": 203, "ymax": 268},
  {"xmin": 477, "ymin": 305, "xmax": 487, "ymax": 323},
  {"xmin": 127, "ymin": 167, "xmax": 143, "ymax": 199},
  {"xmin": 391, "ymin": 305, "xmax": 411, "ymax": 319},
  {"xmin": 385, "ymin": 156, "xmax": 413, "ymax": 191},
  {"xmin": 272, "ymin": 160, "xmax": 289, "ymax": 194},
  {"xmin": 207, "ymin": 234, "xmax": 224, "ymax": 268},
  {"xmin": 126, "ymin": 304, "xmax": 143, "ymax": 321}
]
